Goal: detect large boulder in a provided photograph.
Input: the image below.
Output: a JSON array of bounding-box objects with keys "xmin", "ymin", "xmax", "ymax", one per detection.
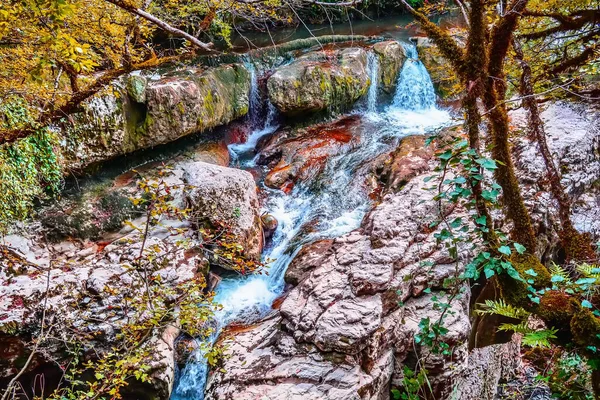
[
  {"xmin": 182, "ymin": 161, "xmax": 263, "ymax": 260},
  {"xmin": 373, "ymin": 41, "xmax": 407, "ymax": 94},
  {"xmin": 267, "ymin": 48, "xmax": 369, "ymax": 115},
  {"xmin": 62, "ymin": 64, "xmax": 250, "ymax": 170}
]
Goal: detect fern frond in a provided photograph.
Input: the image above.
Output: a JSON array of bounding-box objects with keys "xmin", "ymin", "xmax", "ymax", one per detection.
[
  {"xmin": 576, "ymin": 263, "xmax": 600, "ymax": 279},
  {"xmin": 522, "ymin": 328, "xmax": 558, "ymax": 348},
  {"xmin": 476, "ymin": 299, "xmax": 530, "ymax": 320},
  {"xmin": 549, "ymin": 262, "xmax": 573, "ymax": 285},
  {"xmin": 498, "ymin": 321, "xmax": 533, "ymax": 334}
]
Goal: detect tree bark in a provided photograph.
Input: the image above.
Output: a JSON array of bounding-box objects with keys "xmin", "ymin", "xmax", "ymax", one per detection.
[
  {"xmin": 514, "ymin": 39, "xmax": 596, "ymax": 262},
  {"xmin": 483, "ymin": 0, "xmax": 538, "ymax": 251}
]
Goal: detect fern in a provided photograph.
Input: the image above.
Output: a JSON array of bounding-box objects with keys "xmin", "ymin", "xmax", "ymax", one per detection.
[
  {"xmin": 576, "ymin": 263, "xmax": 600, "ymax": 279},
  {"xmin": 549, "ymin": 262, "xmax": 573, "ymax": 286},
  {"xmin": 476, "ymin": 299, "xmax": 530, "ymax": 320},
  {"xmin": 522, "ymin": 328, "xmax": 558, "ymax": 348},
  {"xmin": 498, "ymin": 321, "xmax": 533, "ymax": 334}
]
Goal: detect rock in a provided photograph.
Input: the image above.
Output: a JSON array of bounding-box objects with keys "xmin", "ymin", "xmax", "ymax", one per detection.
[
  {"xmin": 206, "ymin": 134, "xmax": 473, "ymax": 399},
  {"xmin": 267, "ymin": 48, "xmax": 369, "ymax": 115},
  {"xmin": 373, "ymin": 41, "xmax": 407, "ymax": 94},
  {"xmin": 451, "ymin": 336, "xmax": 521, "ymax": 400},
  {"xmin": 62, "ymin": 63, "xmax": 250, "ymax": 170},
  {"xmin": 186, "ymin": 141, "xmax": 230, "ymax": 167},
  {"xmin": 284, "ymin": 239, "xmax": 334, "ymax": 285},
  {"xmin": 182, "ymin": 161, "xmax": 263, "ymax": 260},
  {"xmin": 127, "ymin": 74, "xmax": 147, "ymax": 103},
  {"xmin": 205, "ymin": 314, "xmax": 395, "ymax": 400},
  {"xmin": 511, "ymin": 101, "xmax": 600, "ymax": 252},
  {"xmin": 258, "ymin": 116, "xmax": 361, "ymax": 190},
  {"xmin": 39, "ymin": 189, "xmax": 138, "ymax": 241},
  {"xmin": 261, "ymin": 214, "xmax": 278, "ymax": 240},
  {"xmin": 379, "ymin": 135, "xmax": 434, "ymax": 193},
  {"xmin": 0, "ymin": 229, "xmax": 205, "ymax": 398}
]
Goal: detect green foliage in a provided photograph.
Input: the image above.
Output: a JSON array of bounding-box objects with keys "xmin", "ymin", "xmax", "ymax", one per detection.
[
  {"xmin": 391, "ymin": 367, "xmax": 429, "ymax": 400},
  {"xmin": 0, "ymin": 99, "xmax": 62, "ymax": 231},
  {"xmin": 476, "ymin": 299, "xmax": 530, "ymax": 320},
  {"xmin": 521, "ymin": 328, "xmax": 558, "ymax": 348},
  {"xmin": 536, "ymin": 352, "xmax": 595, "ymax": 400}
]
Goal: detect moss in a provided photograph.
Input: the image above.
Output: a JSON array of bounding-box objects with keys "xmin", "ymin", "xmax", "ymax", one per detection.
[
  {"xmin": 499, "ymin": 253, "xmax": 551, "ymax": 306},
  {"xmin": 538, "ymin": 291, "xmax": 579, "ymax": 325},
  {"xmin": 523, "ymin": 347, "xmax": 554, "ymax": 371},
  {"xmin": 571, "ymin": 309, "xmax": 600, "ymax": 348},
  {"xmin": 561, "ymin": 225, "xmax": 597, "ymax": 263}
]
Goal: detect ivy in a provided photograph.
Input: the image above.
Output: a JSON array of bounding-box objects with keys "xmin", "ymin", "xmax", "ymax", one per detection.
[{"xmin": 0, "ymin": 98, "xmax": 62, "ymax": 232}]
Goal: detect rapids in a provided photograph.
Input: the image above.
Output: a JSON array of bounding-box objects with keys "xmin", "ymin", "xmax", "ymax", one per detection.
[{"xmin": 171, "ymin": 42, "xmax": 452, "ymax": 399}]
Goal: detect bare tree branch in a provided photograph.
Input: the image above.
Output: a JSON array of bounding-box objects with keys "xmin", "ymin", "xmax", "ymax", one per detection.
[
  {"xmin": 103, "ymin": 0, "xmax": 214, "ymax": 51},
  {"xmin": 455, "ymin": 0, "xmax": 470, "ymax": 28}
]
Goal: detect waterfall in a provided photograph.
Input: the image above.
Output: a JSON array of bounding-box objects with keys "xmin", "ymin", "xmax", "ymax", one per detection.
[
  {"xmin": 391, "ymin": 44, "xmax": 437, "ymax": 111},
  {"xmin": 366, "ymin": 51, "xmax": 380, "ymax": 113},
  {"xmin": 245, "ymin": 61, "xmax": 261, "ymax": 129},
  {"xmin": 229, "ymin": 62, "xmax": 279, "ymax": 166},
  {"xmin": 172, "ymin": 42, "xmax": 452, "ymax": 400}
]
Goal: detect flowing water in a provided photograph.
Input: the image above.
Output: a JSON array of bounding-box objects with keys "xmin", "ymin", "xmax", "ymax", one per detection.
[
  {"xmin": 172, "ymin": 43, "xmax": 453, "ymax": 400},
  {"xmin": 366, "ymin": 51, "xmax": 380, "ymax": 113}
]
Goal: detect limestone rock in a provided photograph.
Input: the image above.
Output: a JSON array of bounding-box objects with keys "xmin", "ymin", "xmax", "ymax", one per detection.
[
  {"xmin": 62, "ymin": 64, "xmax": 250, "ymax": 170},
  {"xmin": 379, "ymin": 135, "xmax": 433, "ymax": 193},
  {"xmin": 284, "ymin": 239, "xmax": 334, "ymax": 285},
  {"xmin": 206, "ymin": 134, "xmax": 473, "ymax": 399},
  {"xmin": 373, "ymin": 41, "xmax": 407, "ymax": 94},
  {"xmin": 258, "ymin": 116, "xmax": 361, "ymax": 191},
  {"xmin": 267, "ymin": 48, "xmax": 369, "ymax": 115},
  {"xmin": 182, "ymin": 161, "xmax": 263, "ymax": 260}
]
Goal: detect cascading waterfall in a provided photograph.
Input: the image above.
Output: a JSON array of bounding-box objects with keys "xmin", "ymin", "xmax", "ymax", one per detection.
[
  {"xmin": 392, "ymin": 44, "xmax": 436, "ymax": 110},
  {"xmin": 366, "ymin": 51, "xmax": 380, "ymax": 113},
  {"xmin": 245, "ymin": 61, "xmax": 261, "ymax": 129},
  {"xmin": 172, "ymin": 42, "xmax": 451, "ymax": 400},
  {"xmin": 229, "ymin": 60, "xmax": 279, "ymax": 166},
  {"xmin": 383, "ymin": 43, "xmax": 451, "ymax": 133}
]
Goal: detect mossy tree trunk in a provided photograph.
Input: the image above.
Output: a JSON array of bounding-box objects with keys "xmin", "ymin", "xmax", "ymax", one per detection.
[{"xmin": 513, "ymin": 39, "xmax": 597, "ymax": 263}]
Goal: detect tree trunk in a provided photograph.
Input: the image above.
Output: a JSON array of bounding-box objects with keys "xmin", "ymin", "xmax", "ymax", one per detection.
[{"xmin": 513, "ymin": 39, "xmax": 596, "ymax": 262}]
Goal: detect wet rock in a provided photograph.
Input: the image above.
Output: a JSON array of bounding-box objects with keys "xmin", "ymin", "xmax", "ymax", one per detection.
[
  {"xmin": 207, "ymin": 134, "xmax": 474, "ymax": 399},
  {"xmin": 379, "ymin": 135, "xmax": 434, "ymax": 193},
  {"xmin": 267, "ymin": 48, "xmax": 369, "ymax": 115},
  {"xmin": 259, "ymin": 116, "xmax": 361, "ymax": 190},
  {"xmin": 186, "ymin": 141, "xmax": 230, "ymax": 167},
  {"xmin": 284, "ymin": 239, "xmax": 334, "ymax": 285},
  {"xmin": 62, "ymin": 64, "xmax": 250, "ymax": 170},
  {"xmin": 261, "ymin": 214, "xmax": 278, "ymax": 240},
  {"xmin": 373, "ymin": 41, "xmax": 407, "ymax": 94},
  {"xmin": 182, "ymin": 161, "xmax": 263, "ymax": 260}
]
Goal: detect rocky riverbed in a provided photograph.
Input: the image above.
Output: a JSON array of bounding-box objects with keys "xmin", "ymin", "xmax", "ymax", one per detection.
[{"xmin": 1, "ymin": 34, "xmax": 599, "ymax": 400}]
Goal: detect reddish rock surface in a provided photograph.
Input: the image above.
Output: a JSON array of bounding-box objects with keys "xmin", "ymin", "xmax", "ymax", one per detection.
[{"xmin": 258, "ymin": 116, "xmax": 361, "ymax": 191}]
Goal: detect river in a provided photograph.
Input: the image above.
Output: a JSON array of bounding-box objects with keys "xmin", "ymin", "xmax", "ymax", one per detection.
[{"xmin": 171, "ymin": 42, "xmax": 453, "ymax": 399}]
